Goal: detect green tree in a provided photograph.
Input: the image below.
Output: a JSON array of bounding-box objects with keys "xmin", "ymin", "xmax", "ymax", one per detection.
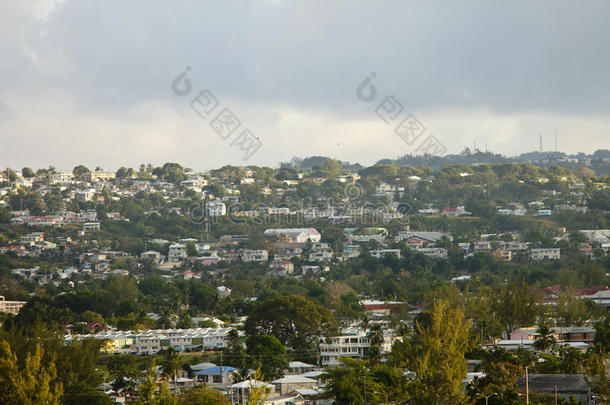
[
  {"xmin": 494, "ymin": 280, "xmax": 542, "ymax": 336},
  {"xmin": 107, "ymin": 354, "xmax": 139, "ymax": 395},
  {"xmin": 245, "ymin": 335, "xmax": 289, "ymax": 380},
  {"xmin": 584, "ymin": 348, "xmax": 610, "ymax": 403},
  {"xmin": 372, "ymin": 364, "xmax": 409, "ymax": 404},
  {"xmin": 0, "ymin": 340, "xmax": 63, "ymax": 405},
  {"xmin": 176, "ymin": 313, "xmax": 194, "ymax": 329},
  {"xmin": 73, "ymin": 165, "xmax": 90, "ymax": 177},
  {"xmin": 594, "ymin": 315, "xmax": 610, "ymax": 353},
  {"xmin": 21, "ymin": 167, "xmax": 35, "ymax": 178},
  {"xmin": 180, "ymin": 384, "xmax": 230, "ymax": 405},
  {"xmin": 247, "ymin": 367, "xmax": 271, "ymax": 405},
  {"xmin": 63, "ymin": 383, "xmax": 112, "ymax": 405},
  {"xmin": 136, "ymin": 364, "xmax": 179, "ymax": 405},
  {"xmin": 321, "ymin": 358, "xmax": 382, "ymax": 405},
  {"xmin": 367, "ymin": 324, "xmax": 384, "ymax": 364},
  {"xmin": 532, "ymin": 323, "xmax": 557, "ymax": 353},
  {"xmin": 402, "ymin": 300, "xmax": 471, "ymax": 404},
  {"xmin": 244, "ymin": 295, "xmax": 337, "ymax": 356},
  {"xmin": 161, "ymin": 348, "xmax": 181, "ymax": 383}
]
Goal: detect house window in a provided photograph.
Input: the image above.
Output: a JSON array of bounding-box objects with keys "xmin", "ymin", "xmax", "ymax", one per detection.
[{"xmin": 213, "ymin": 374, "xmax": 222, "ymax": 383}]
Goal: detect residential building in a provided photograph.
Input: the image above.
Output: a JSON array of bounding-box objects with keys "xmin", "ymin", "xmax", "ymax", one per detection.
[
  {"xmin": 531, "ymin": 248, "xmax": 561, "ymax": 260},
  {"xmin": 269, "ymin": 260, "xmax": 294, "ymax": 275},
  {"xmin": 229, "ymin": 380, "xmax": 274, "ymax": 405},
  {"xmin": 0, "ymin": 296, "xmax": 26, "ymax": 315},
  {"xmin": 51, "ymin": 171, "xmax": 75, "ymax": 184},
  {"xmin": 195, "ymin": 366, "xmax": 236, "ymax": 387},
  {"xmin": 67, "ymin": 327, "xmax": 232, "ymax": 355},
  {"xmin": 21, "ymin": 232, "xmax": 44, "ymax": 242},
  {"xmin": 579, "ymin": 229, "xmax": 610, "ymax": 244},
  {"xmin": 370, "ymin": 249, "xmax": 401, "ymax": 259},
  {"xmin": 414, "ymin": 247, "xmax": 448, "ymax": 259},
  {"xmin": 285, "ymin": 361, "xmax": 318, "ymax": 375},
  {"xmin": 272, "ymin": 375, "xmax": 318, "ymax": 396},
  {"xmin": 264, "ymin": 228, "xmax": 321, "ymax": 243},
  {"xmin": 516, "ymin": 374, "xmax": 589, "ymax": 403},
  {"xmin": 86, "ymin": 171, "xmax": 116, "ymax": 182},
  {"xmin": 168, "ymin": 244, "xmax": 187, "ymax": 262},
  {"xmin": 319, "ymin": 327, "xmax": 395, "ymax": 367},
  {"xmin": 360, "ymin": 300, "xmax": 404, "ymax": 316},
  {"xmin": 75, "ymin": 189, "xmax": 96, "ymax": 202},
  {"xmin": 207, "ymin": 201, "xmax": 227, "ymax": 216},
  {"xmin": 141, "ymin": 250, "xmax": 162, "ymax": 262},
  {"xmin": 83, "ymin": 222, "xmax": 100, "ymax": 232},
  {"xmin": 241, "ymin": 249, "xmax": 268, "ymax": 264}
]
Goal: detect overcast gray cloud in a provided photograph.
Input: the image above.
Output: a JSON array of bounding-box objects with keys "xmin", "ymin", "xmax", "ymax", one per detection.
[{"xmin": 1, "ymin": 0, "xmax": 609, "ymax": 170}]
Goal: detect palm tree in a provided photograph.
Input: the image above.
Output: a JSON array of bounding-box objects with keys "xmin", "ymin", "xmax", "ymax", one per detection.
[
  {"xmin": 162, "ymin": 347, "xmax": 181, "ymax": 383},
  {"xmin": 533, "ymin": 323, "xmax": 556, "ymax": 353},
  {"xmin": 367, "ymin": 324, "xmax": 384, "ymax": 364}
]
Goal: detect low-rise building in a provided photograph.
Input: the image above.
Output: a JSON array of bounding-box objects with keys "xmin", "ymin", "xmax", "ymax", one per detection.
[
  {"xmin": 206, "ymin": 201, "xmax": 227, "ymax": 216},
  {"xmin": 530, "ymin": 248, "xmax": 560, "ymax": 260},
  {"xmin": 0, "ymin": 295, "xmax": 26, "ymax": 315},
  {"xmin": 414, "ymin": 247, "xmax": 448, "ymax": 259},
  {"xmin": 319, "ymin": 327, "xmax": 395, "ymax": 367},
  {"xmin": 370, "ymin": 249, "xmax": 401, "ymax": 259},
  {"xmin": 264, "ymin": 228, "xmax": 321, "ymax": 243},
  {"xmin": 168, "ymin": 244, "xmax": 187, "ymax": 262},
  {"xmin": 241, "ymin": 249, "xmax": 268, "ymax": 264},
  {"xmin": 83, "ymin": 222, "xmax": 100, "ymax": 232}
]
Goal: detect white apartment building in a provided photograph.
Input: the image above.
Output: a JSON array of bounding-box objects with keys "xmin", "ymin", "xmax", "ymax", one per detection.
[
  {"xmin": 66, "ymin": 328, "xmax": 231, "ymax": 355},
  {"xmin": 264, "ymin": 228, "xmax": 321, "ymax": 243},
  {"xmin": 51, "ymin": 171, "xmax": 75, "ymax": 184},
  {"xmin": 86, "ymin": 171, "xmax": 116, "ymax": 182},
  {"xmin": 319, "ymin": 327, "xmax": 395, "ymax": 367},
  {"xmin": 530, "ymin": 248, "xmax": 561, "ymax": 260},
  {"xmin": 83, "ymin": 222, "xmax": 101, "ymax": 232},
  {"xmin": 241, "ymin": 249, "xmax": 268, "ymax": 264},
  {"xmin": 414, "ymin": 247, "xmax": 448, "ymax": 259},
  {"xmin": 206, "ymin": 201, "xmax": 227, "ymax": 216},
  {"xmin": 370, "ymin": 249, "xmax": 401, "ymax": 259},
  {"xmin": 168, "ymin": 243, "xmax": 187, "ymax": 262},
  {"xmin": 0, "ymin": 296, "xmax": 26, "ymax": 315},
  {"xmin": 75, "ymin": 189, "xmax": 96, "ymax": 202}
]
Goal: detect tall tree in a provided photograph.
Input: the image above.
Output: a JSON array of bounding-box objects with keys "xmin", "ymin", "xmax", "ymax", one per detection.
[
  {"xmin": 244, "ymin": 295, "xmax": 337, "ymax": 355},
  {"xmin": 493, "ymin": 280, "xmax": 542, "ymax": 336},
  {"xmin": 532, "ymin": 323, "xmax": 557, "ymax": 353},
  {"xmin": 321, "ymin": 358, "xmax": 381, "ymax": 405},
  {"xmin": 180, "ymin": 384, "xmax": 230, "ymax": 405},
  {"xmin": 402, "ymin": 300, "xmax": 471, "ymax": 404},
  {"xmin": 161, "ymin": 348, "xmax": 181, "ymax": 383},
  {"xmin": 367, "ymin": 324, "xmax": 384, "ymax": 365},
  {"xmin": 0, "ymin": 340, "xmax": 63, "ymax": 405},
  {"xmin": 245, "ymin": 335, "xmax": 289, "ymax": 380}
]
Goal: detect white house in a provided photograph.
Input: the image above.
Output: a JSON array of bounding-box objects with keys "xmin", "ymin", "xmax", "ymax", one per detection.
[
  {"xmin": 531, "ymin": 248, "xmax": 561, "ymax": 260},
  {"xmin": 370, "ymin": 249, "xmax": 401, "ymax": 259},
  {"xmin": 206, "ymin": 201, "xmax": 227, "ymax": 216},
  {"xmin": 264, "ymin": 228, "xmax": 321, "ymax": 243},
  {"xmin": 241, "ymin": 249, "xmax": 268, "ymax": 264},
  {"xmin": 83, "ymin": 222, "xmax": 100, "ymax": 232},
  {"xmin": 168, "ymin": 244, "xmax": 187, "ymax": 262}
]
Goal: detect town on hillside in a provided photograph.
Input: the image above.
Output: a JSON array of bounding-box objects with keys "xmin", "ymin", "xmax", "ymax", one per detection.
[{"xmin": 0, "ymin": 157, "xmax": 610, "ymax": 404}]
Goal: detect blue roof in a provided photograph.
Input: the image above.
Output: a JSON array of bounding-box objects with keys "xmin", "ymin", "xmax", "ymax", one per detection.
[{"xmin": 195, "ymin": 366, "xmax": 237, "ymax": 375}]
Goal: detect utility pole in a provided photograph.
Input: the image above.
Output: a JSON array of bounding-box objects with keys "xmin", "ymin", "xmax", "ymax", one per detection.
[{"xmin": 526, "ymin": 367, "xmax": 529, "ymax": 405}]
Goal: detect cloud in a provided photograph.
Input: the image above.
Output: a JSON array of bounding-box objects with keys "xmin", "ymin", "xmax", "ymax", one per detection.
[{"xmin": 0, "ymin": 0, "xmax": 609, "ymax": 170}]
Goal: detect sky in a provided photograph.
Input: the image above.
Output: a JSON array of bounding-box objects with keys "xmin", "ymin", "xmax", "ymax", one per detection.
[{"xmin": 1, "ymin": 0, "xmax": 609, "ymax": 171}]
